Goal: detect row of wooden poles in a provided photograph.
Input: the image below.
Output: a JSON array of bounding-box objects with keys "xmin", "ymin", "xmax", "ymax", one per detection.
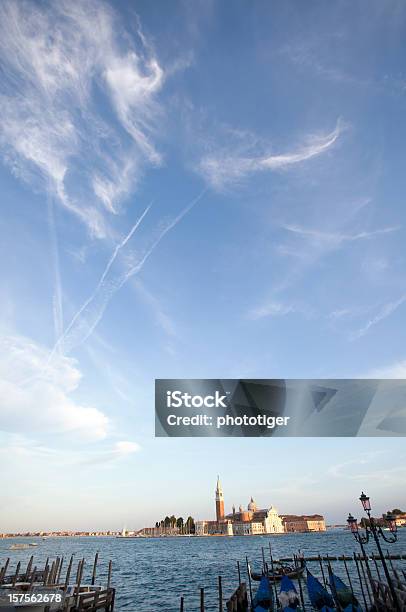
[
  {"xmin": 0, "ymin": 553, "xmax": 113, "ymax": 609},
  {"xmin": 177, "ymin": 542, "xmax": 406, "ymax": 611},
  {"xmin": 177, "ymin": 542, "xmax": 289, "ymax": 611}
]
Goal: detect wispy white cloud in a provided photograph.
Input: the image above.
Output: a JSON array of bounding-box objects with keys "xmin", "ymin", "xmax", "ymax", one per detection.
[
  {"xmin": 280, "ymin": 39, "xmax": 369, "ymax": 88},
  {"xmin": 329, "ymin": 453, "xmax": 406, "ymax": 486},
  {"xmin": 327, "ymin": 304, "xmax": 377, "ymax": 323},
  {"xmin": 198, "ymin": 119, "xmax": 345, "ymax": 190},
  {"xmin": 0, "ymin": 435, "xmax": 140, "ymax": 466},
  {"xmin": 104, "ymin": 52, "xmax": 163, "ymax": 164},
  {"xmin": 0, "ymin": 335, "xmax": 109, "ymax": 440},
  {"xmin": 363, "ymin": 360, "xmax": 406, "ymax": 378},
  {"xmin": 281, "ymin": 223, "xmax": 400, "ymax": 250},
  {"xmin": 0, "ymin": 0, "xmax": 165, "ymax": 237},
  {"xmin": 248, "ymin": 300, "xmax": 296, "ymax": 320},
  {"xmin": 329, "ymin": 308, "xmax": 353, "ymax": 320},
  {"xmin": 77, "ymin": 440, "xmax": 141, "ymax": 465},
  {"xmin": 328, "ymin": 451, "xmax": 387, "ymax": 479},
  {"xmin": 251, "ymin": 220, "xmax": 401, "ymax": 327},
  {"xmin": 91, "ymin": 157, "xmax": 138, "ymax": 216},
  {"xmin": 133, "ymin": 279, "xmax": 176, "ymax": 337},
  {"xmin": 351, "ymin": 295, "xmax": 406, "ymax": 340}
]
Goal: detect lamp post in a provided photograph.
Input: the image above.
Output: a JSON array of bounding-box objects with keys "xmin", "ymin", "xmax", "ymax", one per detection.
[{"xmin": 347, "ymin": 492, "xmax": 400, "ymax": 611}]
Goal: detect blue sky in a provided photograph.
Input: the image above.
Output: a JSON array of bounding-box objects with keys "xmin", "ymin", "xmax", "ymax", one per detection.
[{"xmin": 0, "ymin": 0, "xmax": 406, "ymax": 531}]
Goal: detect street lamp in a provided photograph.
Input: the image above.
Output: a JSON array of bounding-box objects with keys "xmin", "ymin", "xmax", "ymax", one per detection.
[
  {"xmin": 357, "ymin": 491, "xmax": 397, "ymax": 544},
  {"xmin": 347, "ymin": 492, "xmax": 400, "ymax": 611},
  {"xmin": 385, "ymin": 512, "xmax": 398, "ymax": 535},
  {"xmin": 346, "ymin": 513, "xmax": 359, "ymax": 534},
  {"xmin": 359, "ymin": 492, "xmax": 371, "ymax": 512}
]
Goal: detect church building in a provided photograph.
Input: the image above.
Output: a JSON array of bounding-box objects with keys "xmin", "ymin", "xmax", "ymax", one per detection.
[{"xmin": 195, "ymin": 477, "xmax": 284, "ymax": 536}]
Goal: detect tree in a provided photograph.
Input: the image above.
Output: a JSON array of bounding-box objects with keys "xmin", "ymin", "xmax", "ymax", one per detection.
[
  {"xmin": 391, "ymin": 509, "xmax": 404, "ymax": 515},
  {"xmin": 185, "ymin": 516, "xmax": 195, "ymax": 534},
  {"xmin": 169, "ymin": 515, "xmax": 177, "ymax": 528},
  {"xmin": 176, "ymin": 517, "xmax": 184, "ymax": 534}
]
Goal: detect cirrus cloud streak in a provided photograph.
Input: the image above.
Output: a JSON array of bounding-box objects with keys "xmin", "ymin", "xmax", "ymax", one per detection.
[
  {"xmin": 0, "ymin": 0, "xmax": 165, "ymax": 238},
  {"xmin": 198, "ymin": 119, "xmax": 345, "ymax": 190}
]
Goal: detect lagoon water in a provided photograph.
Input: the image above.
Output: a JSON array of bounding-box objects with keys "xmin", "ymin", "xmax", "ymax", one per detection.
[{"xmin": 1, "ymin": 530, "xmax": 406, "ymax": 611}]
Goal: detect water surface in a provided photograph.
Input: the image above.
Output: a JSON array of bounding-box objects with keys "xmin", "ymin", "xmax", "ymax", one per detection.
[{"xmin": 1, "ymin": 530, "xmax": 405, "ymax": 610}]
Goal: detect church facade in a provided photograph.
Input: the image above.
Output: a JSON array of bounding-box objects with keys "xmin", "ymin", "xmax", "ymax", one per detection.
[{"xmin": 195, "ymin": 477, "xmax": 285, "ymax": 536}]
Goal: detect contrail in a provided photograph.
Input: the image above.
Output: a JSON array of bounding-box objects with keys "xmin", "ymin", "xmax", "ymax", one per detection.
[
  {"xmin": 120, "ymin": 189, "xmax": 207, "ymax": 288},
  {"xmin": 52, "ymin": 189, "xmax": 206, "ymax": 355},
  {"xmin": 95, "ymin": 202, "xmax": 152, "ymax": 292},
  {"xmin": 51, "ymin": 203, "xmax": 151, "ymax": 357}
]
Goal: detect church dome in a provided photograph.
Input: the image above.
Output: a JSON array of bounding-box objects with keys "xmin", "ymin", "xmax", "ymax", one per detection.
[{"xmin": 248, "ymin": 496, "xmax": 257, "ymax": 512}]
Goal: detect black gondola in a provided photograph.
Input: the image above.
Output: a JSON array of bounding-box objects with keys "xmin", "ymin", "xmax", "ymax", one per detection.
[{"xmin": 251, "ymin": 559, "xmax": 305, "ymax": 583}]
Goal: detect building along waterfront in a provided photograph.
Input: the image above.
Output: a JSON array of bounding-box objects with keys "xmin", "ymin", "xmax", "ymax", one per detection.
[{"xmin": 194, "ymin": 477, "xmax": 325, "ymax": 536}]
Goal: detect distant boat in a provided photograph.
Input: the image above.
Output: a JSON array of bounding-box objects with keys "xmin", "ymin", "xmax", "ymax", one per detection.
[
  {"xmin": 306, "ymin": 569, "xmax": 335, "ymax": 610},
  {"xmin": 252, "ymin": 575, "xmax": 274, "ymax": 611},
  {"xmin": 29, "ymin": 542, "xmax": 39, "ymax": 546},
  {"xmin": 278, "ymin": 575, "xmax": 302, "ymax": 611}
]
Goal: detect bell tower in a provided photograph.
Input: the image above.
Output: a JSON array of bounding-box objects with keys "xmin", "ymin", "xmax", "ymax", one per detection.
[{"xmin": 215, "ymin": 475, "xmax": 225, "ymax": 522}]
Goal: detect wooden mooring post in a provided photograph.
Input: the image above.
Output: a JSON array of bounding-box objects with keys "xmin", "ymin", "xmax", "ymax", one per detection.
[
  {"xmin": 107, "ymin": 560, "xmax": 113, "ymax": 589},
  {"xmin": 318, "ymin": 553, "xmax": 328, "ymax": 589},
  {"xmin": 245, "ymin": 556, "xmax": 252, "ymax": 606},
  {"xmin": 64, "ymin": 555, "xmax": 73, "ymax": 592},
  {"xmin": 218, "ymin": 575, "xmax": 223, "ymax": 611},
  {"xmin": 353, "ymin": 552, "xmax": 368, "ymax": 611},
  {"xmin": 342, "ymin": 554, "xmax": 354, "ymax": 594},
  {"xmin": 268, "ymin": 542, "xmax": 279, "ymax": 605},
  {"xmin": 261, "ymin": 547, "xmax": 266, "ymax": 573},
  {"xmin": 357, "ymin": 552, "xmax": 373, "ymax": 608},
  {"xmin": 57, "ymin": 556, "xmax": 64, "ymax": 584},
  {"xmin": 225, "ymin": 582, "xmax": 248, "ymax": 612},
  {"xmin": 11, "ymin": 561, "xmax": 20, "ymax": 587},
  {"xmin": 26, "ymin": 555, "xmax": 34, "ymax": 577},
  {"xmin": 0, "ymin": 558, "xmax": 10, "ymax": 584},
  {"xmin": 75, "ymin": 559, "xmax": 84, "ymax": 609},
  {"xmin": 294, "ymin": 553, "xmax": 306, "ymax": 611},
  {"xmin": 91, "ymin": 552, "xmax": 99, "ymax": 586}
]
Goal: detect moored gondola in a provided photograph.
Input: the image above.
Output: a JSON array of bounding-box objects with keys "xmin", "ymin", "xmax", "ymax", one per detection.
[
  {"xmin": 251, "ymin": 559, "xmax": 305, "ymax": 583},
  {"xmin": 306, "ymin": 569, "xmax": 335, "ymax": 611},
  {"xmin": 328, "ymin": 567, "xmax": 362, "ymax": 611},
  {"xmin": 278, "ymin": 575, "xmax": 302, "ymax": 611},
  {"xmin": 252, "ymin": 575, "xmax": 274, "ymax": 611}
]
